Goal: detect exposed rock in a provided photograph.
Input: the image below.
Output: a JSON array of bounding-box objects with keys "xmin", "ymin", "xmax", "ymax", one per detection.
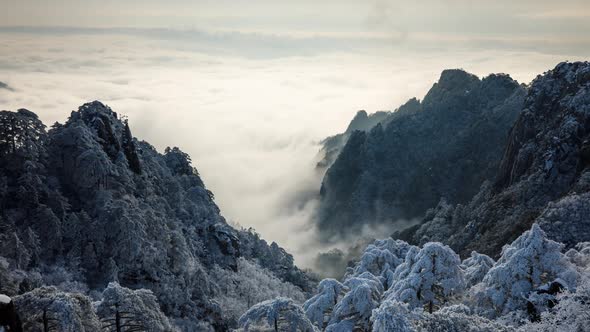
[{"xmin": 0, "ymin": 294, "xmax": 23, "ymax": 332}]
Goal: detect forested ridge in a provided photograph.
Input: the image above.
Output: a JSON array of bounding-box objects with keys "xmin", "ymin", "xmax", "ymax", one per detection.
[
  {"xmin": 0, "ymin": 102, "xmax": 314, "ymax": 331},
  {"xmin": 317, "ymin": 69, "xmax": 525, "ymax": 241}
]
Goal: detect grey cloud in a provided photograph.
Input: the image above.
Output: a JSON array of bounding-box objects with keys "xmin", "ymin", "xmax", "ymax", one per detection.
[
  {"xmin": 2, "ymin": 24, "xmax": 588, "ymax": 59},
  {"xmin": 0, "ymin": 26, "xmax": 391, "ymax": 59}
]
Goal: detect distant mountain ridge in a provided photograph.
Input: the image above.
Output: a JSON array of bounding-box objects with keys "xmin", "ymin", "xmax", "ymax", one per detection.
[{"xmin": 316, "ymin": 69, "xmax": 525, "ymax": 241}]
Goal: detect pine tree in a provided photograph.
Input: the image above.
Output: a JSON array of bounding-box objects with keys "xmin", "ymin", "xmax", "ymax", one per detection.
[{"xmin": 388, "ymin": 242, "xmax": 465, "ymax": 313}]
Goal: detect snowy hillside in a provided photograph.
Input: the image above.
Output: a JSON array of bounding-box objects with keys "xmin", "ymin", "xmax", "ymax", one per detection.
[
  {"xmin": 238, "ymin": 224, "xmax": 590, "ymax": 331},
  {"xmin": 0, "ymin": 102, "xmax": 314, "ymax": 331}
]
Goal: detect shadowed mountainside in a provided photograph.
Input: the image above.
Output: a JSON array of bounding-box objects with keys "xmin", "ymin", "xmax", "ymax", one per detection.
[{"xmin": 317, "ymin": 69, "xmax": 525, "ymax": 241}]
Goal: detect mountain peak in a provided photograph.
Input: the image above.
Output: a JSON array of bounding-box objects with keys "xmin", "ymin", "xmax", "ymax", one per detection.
[
  {"xmin": 345, "ymin": 110, "xmax": 369, "ymax": 132},
  {"xmin": 528, "ymin": 61, "xmax": 590, "ymax": 108},
  {"xmin": 438, "ymin": 69, "xmax": 480, "ymax": 89},
  {"xmin": 76, "ymin": 100, "xmax": 119, "ymax": 123}
]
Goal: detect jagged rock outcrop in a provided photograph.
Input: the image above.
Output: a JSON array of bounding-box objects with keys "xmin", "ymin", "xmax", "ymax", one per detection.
[
  {"xmin": 317, "ymin": 110, "xmax": 391, "ymax": 169},
  {"xmin": 412, "ymin": 62, "xmax": 590, "ymax": 257},
  {"xmin": 0, "ymin": 294, "xmax": 22, "ymax": 332},
  {"xmin": 0, "ymin": 101, "xmax": 314, "ymax": 330},
  {"xmin": 317, "ymin": 70, "xmax": 525, "ymax": 240}
]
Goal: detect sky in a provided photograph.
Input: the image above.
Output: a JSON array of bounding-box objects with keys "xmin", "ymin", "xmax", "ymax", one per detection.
[{"xmin": 0, "ymin": 0, "xmax": 588, "ymax": 267}]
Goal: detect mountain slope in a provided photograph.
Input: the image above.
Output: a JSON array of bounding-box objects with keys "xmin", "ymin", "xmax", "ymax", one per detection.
[
  {"xmin": 317, "ymin": 110, "xmax": 391, "ymax": 168},
  {"xmin": 0, "ymin": 102, "xmax": 314, "ymax": 330},
  {"xmin": 317, "ymin": 70, "xmax": 525, "ymax": 240},
  {"xmin": 411, "ymin": 61, "xmax": 590, "ymax": 257}
]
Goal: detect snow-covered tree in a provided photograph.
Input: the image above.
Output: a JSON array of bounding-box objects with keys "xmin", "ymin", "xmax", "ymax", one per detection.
[
  {"xmin": 387, "ymin": 242, "xmax": 465, "ymax": 313},
  {"xmin": 472, "ymin": 224, "xmax": 579, "ymax": 318},
  {"xmin": 519, "ymin": 277, "xmax": 590, "ymax": 332},
  {"xmin": 303, "ymin": 278, "xmax": 348, "ymax": 329},
  {"xmin": 326, "ymin": 272, "xmax": 383, "ymax": 331},
  {"xmin": 565, "ymin": 242, "xmax": 590, "ymax": 274},
  {"xmin": 13, "ymin": 286, "xmax": 101, "ymax": 332},
  {"xmin": 462, "ymin": 251, "xmax": 495, "ymax": 287},
  {"xmin": 212, "ymin": 258, "xmax": 306, "ymax": 326},
  {"xmin": 347, "ymin": 238, "xmax": 413, "ymax": 289},
  {"xmin": 370, "ymin": 299, "xmax": 416, "ymax": 332},
  {"xmin": 238, "ymin": 297, "xmax": 317, "ymax": 332},
  {"xmin": 23, "ymin": 227, "xmax": 40, "ymax": 267},
  {"xmin": 387, "ymin": 246, "xmax": 420, "ymax": 287},
  {"xmin": 11, "ymin": 232, "xmax": 30, "ymax": 270},
  {"xmin": 95, "ymin": 282, "xmax": 176, "ymax": 332},
  {"xmin": 415, "ymin": 304, "xmax": 513, "ymax": 332}
]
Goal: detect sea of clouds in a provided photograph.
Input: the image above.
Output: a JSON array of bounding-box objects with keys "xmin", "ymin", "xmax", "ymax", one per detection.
[{"xmin": 0, "ymin": 27, "xmax": 586, "ymax": 268}]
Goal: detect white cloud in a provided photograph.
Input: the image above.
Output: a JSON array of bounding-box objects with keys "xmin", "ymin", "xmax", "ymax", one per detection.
[{"xmin": 0, "ymin": 29, "xmax": 587, "ymax": 267}]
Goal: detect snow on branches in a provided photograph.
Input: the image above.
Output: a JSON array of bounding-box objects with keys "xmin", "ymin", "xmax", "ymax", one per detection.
[{"xmin": 238, "ymin": 297, "xmax": 317, "ymax": 332}]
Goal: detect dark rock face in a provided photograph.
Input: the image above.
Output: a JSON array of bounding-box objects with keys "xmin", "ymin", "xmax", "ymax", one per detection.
[
  {"xmin": 0, "ymin": 101, "xmax": 313, "ymax": 328},
  {"xmin": 0, "ymin": 295, "xmax": 23, "ymax": 332},
  {"xmin": 412, "ymin": 62, "xmax": 590, "ymax": 257},
  {"xmin": 317, "ymin": 110, "xmax": 391, "ymax": 169},
  {"xmin": 316, "ymin": 101, "xmax": 424, "ymax": 170},
  {"xmin": 317, "ymin": 70, "xmax": 525, "ymax": 240}
]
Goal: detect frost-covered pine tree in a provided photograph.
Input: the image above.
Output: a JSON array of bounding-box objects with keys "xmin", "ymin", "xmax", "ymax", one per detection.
[
  {"xmin": 387, "ymin": 242, "xmax": 465, "ymax": 313},
  {"xmin": 23, "ymin": 227, "xmax": 40, "ymax": 268},
  {"xmin": 387, "ymin": 246, "xmax": 420, "ymax": 287},
  {"xmin": 415, "ymin": 304, "xmax": 513, "ymax": 332},
  {"xmin": 472, "ymin": 224, "xmax": 579, "ymax": 318},
  {"xmin": 565, "ymin": 242, "xmax": 590, "ymax": 274},
  {"xmin": 347, "ymin": 239, "xmax": 413, "ymax": 289},
  {"xmin": 13, "ymin": 286, "xmax": 101, "ymax": 332},
  {"xmin": 348, "ymin": 238, "xmax": 412, "ymax": 278},
  {"xmin": 213, "ymin": 258, "xmax": 306, "ymax": 327},
  {"xmin": 303, "ymin": 278, "xmax": 348, "ymax": 329},
  {"xmin": 461, "ymin": 251, "xmax": 495, "ymax": 287},
  {"xmin": 95, "ymin": 282, "xmax": 176, "ymax": 332},
  {"xmin": 370, "ymin": 299, "xmax": 416, "ymax": 332},
  {"xmin": 519, "ymin": 276, "xmax": 590, "ymax": 332},
  {"xmin": 238, "ymin": 297, "xmax": 317, "ymax": 332},
  {"xmin": 326, "ymin": 272, "xmax": 383, "ymax": 331}
]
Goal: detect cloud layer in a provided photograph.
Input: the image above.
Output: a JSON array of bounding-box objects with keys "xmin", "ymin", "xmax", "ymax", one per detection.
[{"xmin": 0, "ymin": 27, "xmax": 587, "ymax": 267}]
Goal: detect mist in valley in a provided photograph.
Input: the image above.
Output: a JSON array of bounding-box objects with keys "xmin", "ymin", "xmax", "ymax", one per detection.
[{"xmin": 1, "ymin": 25, "xmax": 587, "ymax": 274}]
